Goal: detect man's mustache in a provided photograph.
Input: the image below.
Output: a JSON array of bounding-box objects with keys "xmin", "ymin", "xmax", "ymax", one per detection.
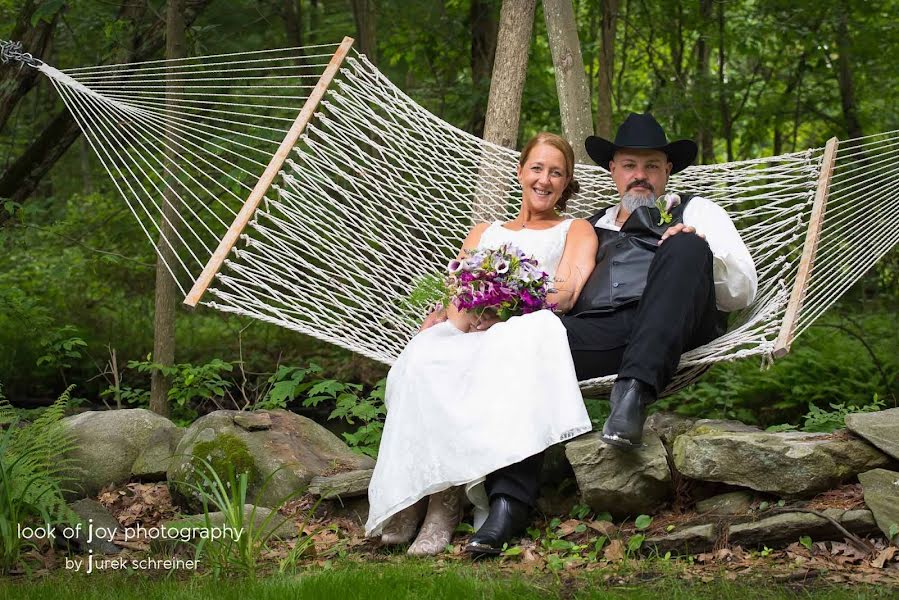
[{"xmin": 627, "ymin": 180, "xmax": 654, "ymax": 192}]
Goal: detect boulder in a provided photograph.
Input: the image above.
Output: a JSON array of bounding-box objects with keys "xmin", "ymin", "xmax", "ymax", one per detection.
[
  {"xmin": 857, "ymin": 468, "xmax": 899, "ymax": 543},
  {"xmin": 727, "ymin": 509, "xmax": 880, "ymax": 548},
  {"xmin": 672, "ymin": 428, "xmax": 890, "ymax": 497},
  {"xmin": 61, "ymin": 409, "xmax": 181, "ymax": 498},
  {"xmin": 167, "ymin": 409, "xmax": 374, "ymax": 511},
  {"xmin": 565, "ymin": 431, "xmax": 672, "ymax": 518},
  {"xmin": 695, "ymin": 491, "xmax": 754, "ymax": 515},
  {"xmin": 846, "ymin": 408, "xmax": 899, "ymax": 461},
  {"xmin": 131, "ymin": 426, "xmax": 184, "ymax": 480},
  {"xmin": 308, "ymin": 469, "xmax": 373, "ymax": 499}
]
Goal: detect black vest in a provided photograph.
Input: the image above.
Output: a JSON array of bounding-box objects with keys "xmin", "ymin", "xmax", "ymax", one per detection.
[{"xmin": 569, "ymin": 194, "xmax": 694, "ymax": 316}]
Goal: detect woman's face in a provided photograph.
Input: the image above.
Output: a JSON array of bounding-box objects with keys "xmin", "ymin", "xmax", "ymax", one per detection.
[{"xmin": 517, "ymin": 143, "xmax": 570, "ymax": 213}]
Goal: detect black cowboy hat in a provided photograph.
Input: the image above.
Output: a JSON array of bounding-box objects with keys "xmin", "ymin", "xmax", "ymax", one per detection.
[{"xmin": 585, "ymin": 112, "xmax": 698, "ymax": 174}]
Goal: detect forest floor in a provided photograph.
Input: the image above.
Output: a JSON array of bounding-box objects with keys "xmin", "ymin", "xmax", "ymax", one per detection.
[{"xmin": 3, "ymin": 482, "xmax": 898, "ymax": 598}]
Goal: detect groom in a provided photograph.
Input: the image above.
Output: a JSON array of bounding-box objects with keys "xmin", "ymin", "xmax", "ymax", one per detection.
[{"xmin": 464, "ymin": 112, "xmax": 758, "ymax": 555}]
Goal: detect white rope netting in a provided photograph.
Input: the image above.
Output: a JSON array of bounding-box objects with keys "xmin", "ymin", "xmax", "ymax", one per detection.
[{"xmin": 15, "ymin": 42, "xmax": 898, "ymax": 395}]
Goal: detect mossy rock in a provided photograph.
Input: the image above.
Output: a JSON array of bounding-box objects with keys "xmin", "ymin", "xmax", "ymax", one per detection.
[
  {"xmin": 167, "ymin": 410, "xmax": 374, "ymax": 511},
  {"xmin": 169, "ymin": 432, "xmax": 259, "ymax": 511}
]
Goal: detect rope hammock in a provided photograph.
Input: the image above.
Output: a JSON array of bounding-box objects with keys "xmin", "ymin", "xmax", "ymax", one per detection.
[{"xmin": 3, "ymin": 38, "xmax": 897, "ymax": 395}]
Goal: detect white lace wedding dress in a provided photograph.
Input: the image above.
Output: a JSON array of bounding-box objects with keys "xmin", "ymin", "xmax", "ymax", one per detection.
[{"xmin": 365, "ymin": 219, "xmax": 592, "ymax": 536}]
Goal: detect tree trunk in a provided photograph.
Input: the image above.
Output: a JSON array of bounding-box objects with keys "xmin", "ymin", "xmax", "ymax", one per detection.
[
  {"xmin": 543, "ymin": 0, "xmax": 593, "ymax": 163},
  {"xmin": 696, "ymin": 0, "xmax": 714, "ymax": 164},
  {"xmin": 0, "ymin": 0, "xmax": 213, "ymax": 224},
  {"xmin": 474, "ymin": 0, "xmax": 536, "ymax": 221},
  {"xmin": 482, "ymin": 0, "xmax": 536, "ymax": 150},
  {"xmin": 0, "ymin": 0, "xmax": 63, "ymax": 134},
  {"xmin": 149, "ymin": 0, "xmax": 188, "ymax": 417},
  {"xmin": 283, "ymin": 0, "xmax": 303, "ymax": 47},
  {"xmin": 468, "ymin": 0, "xmax": 499, "ymax": 137},
  {"xmin": 716, "ymin": 0, "xmax": 732, "ymax": 162},
  {"xmin": 835, "ymin": 6, "xmax": 864, "ymax": 139},
  {"xmin": 596, "ymin": 0, "xmax": 618, "ymax": 139},
  {"xmin": 350, "ymin": 0, "xmax": 377, "ymax": 66}
]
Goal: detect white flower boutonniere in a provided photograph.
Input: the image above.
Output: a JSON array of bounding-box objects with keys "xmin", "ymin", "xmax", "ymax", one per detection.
[{"xmin": 655, "ymin": 193, "xmax": 681, "ymax": 226}]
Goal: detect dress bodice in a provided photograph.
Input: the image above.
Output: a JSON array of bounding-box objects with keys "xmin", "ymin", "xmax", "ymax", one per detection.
[{"xmin": 476, "ymin": 219, "xmax": 574, "ymax": 279}]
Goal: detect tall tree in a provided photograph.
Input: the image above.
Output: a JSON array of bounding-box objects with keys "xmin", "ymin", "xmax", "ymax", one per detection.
[
  {"xmin": 149, "ymin": 0, "xmax": 189, "ymax": 417},
  {"xmin": 468, "ymin": 0, "xmax": 499, "ymax": 137},
  {"xmin": 696, "ymin": 0, "xmax": 714, "ymax": 164},
  {"xmin": 596, "ymin": 0, "xmax": 618, "ymax": 138},
  {"xmin": 475, "ymin": 0, "xmax": 536, "ymax": 221},
  {"xmin": 283, "ymin": 0, "xmax": 304, "ymax": 47},
  {"xmin": 543, "ymin": 0, "xmax": 593, "ymax": 163},
  {"xmin": 350, "ymin": 0, "xmax": 377, "ymax": 65},
  {"xmin": 834, "ymin": 4, "xmax": 864, "ymax": 139},
  {"xmin": 482, "ymin": 0, "xmax": 536, "ymax": 150}
]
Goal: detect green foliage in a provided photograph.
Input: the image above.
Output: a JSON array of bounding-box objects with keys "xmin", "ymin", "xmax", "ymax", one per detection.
[
  {"xmin": 634, "ymin": 515, "xmax": 653, "ymax": 531},
  {"xmin": 37, "ymin": 325, "xmax": 87, "ymax": 373},
  {"xmin": 258, "ymin": 364, "xmax": 324, "ymax": 410},
  {"xmin": 129, "ymin": 357, "xmax": 234, "ymax": 423},
  {"xmin": 307, "ymin": 378, "xmax": 387, "ymax": 459},
  {"xmin": 407, "ymin": 272, "xmax": 450, "ymax": 319},
  {"xmin": 0, "ymin": 385, "xmax": 77, "ymax": 573},
  {"xmin": 176, "ymin": 457, "xmax": 308, "ymax": 577},
  {"xmin": 800, "ymin": 396, "xmax": 886, "ymax": 433}
]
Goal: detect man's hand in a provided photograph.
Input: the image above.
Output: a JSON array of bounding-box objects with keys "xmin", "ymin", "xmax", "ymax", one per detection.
[
  {"xmin": 419, "ymin": 307, "xmax": 448, "ymax": 332},
  {"xmin": 658, "ymin": 223, "xmax": 705, "ymax": 245}
]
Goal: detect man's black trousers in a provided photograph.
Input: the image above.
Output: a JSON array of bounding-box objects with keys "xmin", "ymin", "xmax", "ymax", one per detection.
[{"xmin": 486, "ymin": 233, "xmax": 723, "ymax": 507}]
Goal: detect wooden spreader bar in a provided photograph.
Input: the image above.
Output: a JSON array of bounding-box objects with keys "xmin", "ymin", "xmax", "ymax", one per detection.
[
  {"xmin": 772, "ymin": 136, "xmax": 839, "ymax": 358},
  {"xmin": 184, "ymin": 36, "xmax": 355, "ymax": 308}
]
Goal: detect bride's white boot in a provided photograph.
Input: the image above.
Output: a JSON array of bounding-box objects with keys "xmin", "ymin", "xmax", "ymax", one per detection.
[
  {"xmin": 407, "ymin": 487, "xmax": 463, "ymax": 556},
  {"xmin": 380, "ymin": 497, "xmax": 428, "ymax": 545}
]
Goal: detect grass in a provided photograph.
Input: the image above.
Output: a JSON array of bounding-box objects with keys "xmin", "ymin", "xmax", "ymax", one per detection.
[{"xmin": 1, "ymin": 560, "xmax": 896, "ymax": 600}]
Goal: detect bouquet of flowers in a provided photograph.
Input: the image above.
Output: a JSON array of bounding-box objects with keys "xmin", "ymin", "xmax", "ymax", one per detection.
[{"xmin": 444, "ymin": 244, "xmax": 556, "ymax": 321}]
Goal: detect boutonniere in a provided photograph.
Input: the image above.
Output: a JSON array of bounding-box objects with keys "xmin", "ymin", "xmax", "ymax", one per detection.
[{"xmin": 655, "ymin": 193, "xmax": 681, "ymax": 226}]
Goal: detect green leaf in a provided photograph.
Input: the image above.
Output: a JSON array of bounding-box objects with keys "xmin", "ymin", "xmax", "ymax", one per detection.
[
  {"xmin": 889, "ymin": 523, "xmax": 898, "ymax": 540},
  {"xmin": 627, "ymin": 534, "xmax": 645, "ymax": 552},
  {"xmin": 501, "ymin": 545, "xmax": 522, "ymax": 557},
  {"xmin": 634, "ymin": 514, "xmax": 653, "ymax": 530},
  {"xmin": 799, "ymin": 535, "xmax": 813, "ymax": 550}
]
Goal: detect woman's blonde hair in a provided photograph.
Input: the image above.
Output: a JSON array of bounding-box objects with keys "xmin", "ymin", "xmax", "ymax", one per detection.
[{"xmin": 518, "ymin": 132, "xmax": 580, "ymax": 211}]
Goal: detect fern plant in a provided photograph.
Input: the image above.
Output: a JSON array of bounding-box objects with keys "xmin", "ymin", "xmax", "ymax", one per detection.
[{"xmin": 0, "ymin": 385, "xmax": 78, "ymax": 573}]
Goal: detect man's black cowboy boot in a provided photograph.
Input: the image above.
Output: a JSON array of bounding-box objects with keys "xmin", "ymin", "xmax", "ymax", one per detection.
[
  {"xmin": 600, "ymin": 378, "xmax": 656, "ymax": 449},
  {"xmin": 464, "ymin": 495, "xmax": 530, "ymax": 556}
]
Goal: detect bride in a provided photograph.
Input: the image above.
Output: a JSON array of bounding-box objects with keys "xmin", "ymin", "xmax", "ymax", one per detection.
[{"xmin": 366, "ymin": 132, "xmax": 597, "ymax": 556}]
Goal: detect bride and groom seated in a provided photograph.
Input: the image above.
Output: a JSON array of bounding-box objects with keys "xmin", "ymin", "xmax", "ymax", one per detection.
[{"xmin": 366, "ymin": 113, "xmax": 758, "ymax": 557}]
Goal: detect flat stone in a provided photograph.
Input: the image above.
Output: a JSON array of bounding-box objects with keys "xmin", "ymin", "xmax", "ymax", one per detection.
[
  {"xmin": 58, "ymin": 499, "xmax": 122, "ymax": 554},
  {"xmin": 728, "ymin": 509, "xmax": 880, "ymax": 548},
  {"xmin": 692, "ymin": 419, "xmax": 761, "ymax": 434},
  {"xmin": 234, "ymin": 412, "xmax": 272, "ymax": 431},
  {"xmin": 858, "ymin": 468, "xmax": 899, "ymax": 543},
  {"xmin": 846, "ymin": 409, "xmax": 899, "ymax": 461},
  {"xmin": 695, "ymin": 491, "xmax": 754, "ymax": 515},
  {"xmin": 672, "ymin": 429, "xmax": 890, "ymax": 497},
  {"xmin": 645, "ymin": 412, "xmax": 696, "ymax": 447},
  {"xmin": 565, "ymin": 430, "xmax": 672, "ymax": 518},
  {"xmin": 308, "ymin": 469, "xmax": 373, "ymax": 499},
  {"xmin": 644, "ymin": 524, "xmax": 717, "ymax": 555}
]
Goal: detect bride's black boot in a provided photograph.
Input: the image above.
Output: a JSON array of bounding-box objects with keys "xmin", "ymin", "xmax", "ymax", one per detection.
[{"xmin": 464, "ymin": 495, "xmax": 530, "ymax": 556}]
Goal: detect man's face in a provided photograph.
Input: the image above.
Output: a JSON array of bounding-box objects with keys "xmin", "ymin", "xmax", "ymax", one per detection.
[{"xmin": 609, "ymin": 149, "xmax": 672, "ymax": 201}]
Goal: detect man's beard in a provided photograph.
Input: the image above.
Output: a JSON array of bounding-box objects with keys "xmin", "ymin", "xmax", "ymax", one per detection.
[{"xmin": 621, "ymin": 190, "xmax": 657, "ymax": 213}]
